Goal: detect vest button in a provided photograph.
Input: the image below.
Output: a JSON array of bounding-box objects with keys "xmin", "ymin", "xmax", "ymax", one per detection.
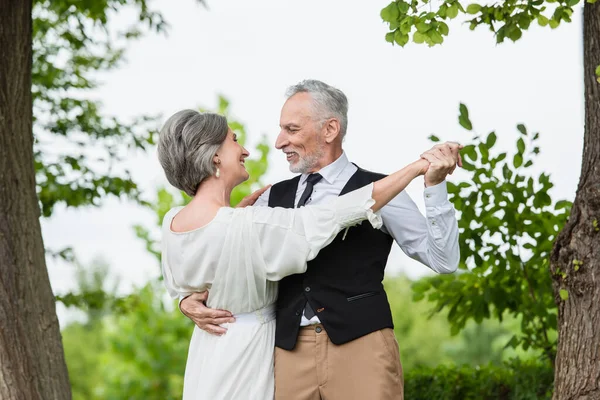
[
  {"xmin": 315, "ymin": 326, "xmax": 323, "ymax": 333},
  {"xmin": 295, "ymin": 310, "xmax": 301, "ymax": 316},
  {"xmin": 305, "ymin": 287, "xmax": 311, "ymax": 292}
]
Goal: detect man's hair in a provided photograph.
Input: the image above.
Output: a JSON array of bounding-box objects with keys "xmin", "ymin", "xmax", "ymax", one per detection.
[{"xmin": 285, "ymin": 80, "xmax": 348, "ymax": 140}]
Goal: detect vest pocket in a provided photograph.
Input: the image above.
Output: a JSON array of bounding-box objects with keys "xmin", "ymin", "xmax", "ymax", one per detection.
[{"xmin": 347, "ymin": 291, "xmax": 378, "ymax": 302}]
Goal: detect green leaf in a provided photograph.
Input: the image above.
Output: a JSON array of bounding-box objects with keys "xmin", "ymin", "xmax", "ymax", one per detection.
[
  {"xmin": 508, "ymin": 26, "xmax": 523, "ymax": 41},
  {"xmin": 439, "ymin": 22, "xmax": 449, "ymax": 36},
  {"xmin": 518, "ymin": 14, "xmax": 531, "ymax": 30},
  {"xmin": 549, "ymin": 18, "xmax": 560, "ymax": 29},
  {"xmin": 429, "ymin": 134, "xmax": 440, "ymax": 142},
  {"xmin": 517, "ymin": 138, "xmax": 526, "ymax": 154},
  {"xmin": 381, "ymin": 3, "xmax": 400, "ymax": 22},
  {"xmin": 596, "ymin": 65, "xmax": 600, "ymax": 83},
  {"xmin": 567, "ymin": 0, "xmax": 580, "ymax": 6},
  {"xmin": 438, "ymin": 4, "xmax": 448, "ymax": 18},
  {"xmin": 517, "ymin": 124, "xmax": 527, "ymax": 135},
  {"xmin": 559, "ymin": 289, "xmax": 569, "ymax": 300},
  {"xmin": 537, "ymin": 15, "xmax": 549, "ymax": 27},
  {"xmin": 413, "ymin": 31, "xmax": 426, "ymax": 44},
  {"xmin": 486, "ymin": 132, "xmax": 497, "ymax": 148},
  {"xmin": 555, "ymin": 200, "xmax": 572, "ymax": 210},
  {"xmin": 513, "ymin": 153, "xmax": 523, "ymax": 168},
  {"xmin": 459, "ymin": 116, "xmax": 472, "ymax": 131},
  {"xmin": 385, "ymin": 32, "xmax": 395, "ymax": 44},
  {"xmin": 394, "ymin": 30, "xmax": 409, "ymax": 46},
  {"xmin": 459, "ymin": 103, "xmax": 473, "ymax": 131},
  {"xmin": 398, "ymin": 1, "xmax": 410, "ymax": 13},
  {"xmin": 430, "ymin": 30, "xmax": 444, "ymax": 44},
  {"xmin": 447, "ymin": 3, "xmax": 459, "ymax": 19},
  {"xmin": 416, "ymin": 21, "xmax": 431, "ymax": 33},
  {"xmin": 466, "ymin": 4, "xmax": 482, "ymax": 14},
  {"xmin": 463, "ymin": 145, "xmax": 478, "ymax": 161}
]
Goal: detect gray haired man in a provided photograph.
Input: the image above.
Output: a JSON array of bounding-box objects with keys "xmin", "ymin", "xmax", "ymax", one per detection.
[{"xmin": 181, "ymin": 80, "xmax": 461, "ymax": 399}]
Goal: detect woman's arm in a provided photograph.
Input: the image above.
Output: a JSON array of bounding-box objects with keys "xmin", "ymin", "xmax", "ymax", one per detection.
[{"xmin": 370, "ymin": 158, "xmax": 429, "ymax": 212}]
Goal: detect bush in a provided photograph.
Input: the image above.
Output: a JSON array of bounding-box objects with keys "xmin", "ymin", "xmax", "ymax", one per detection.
[{"xmin": 405, "ymin": 360, "xmax": 553, "ymax": 400}]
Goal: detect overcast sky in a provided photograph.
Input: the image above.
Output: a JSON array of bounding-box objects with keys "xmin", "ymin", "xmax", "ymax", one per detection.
[{"xmin": 42, "ymin": 0, "xmax": 584, "ymax": 324}]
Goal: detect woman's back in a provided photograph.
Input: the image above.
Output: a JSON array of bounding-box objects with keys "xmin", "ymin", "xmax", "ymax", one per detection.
[{"xmin": 162, "ymin": 206, "xmax": 279, "ymax": 313}]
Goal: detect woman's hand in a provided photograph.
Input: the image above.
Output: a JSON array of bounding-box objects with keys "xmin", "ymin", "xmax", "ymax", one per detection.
[{"xmin": 236, "ymin": 185, "xmax": 272, "ymax": 208}]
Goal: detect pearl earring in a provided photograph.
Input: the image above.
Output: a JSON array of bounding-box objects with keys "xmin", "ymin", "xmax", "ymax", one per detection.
[{"xmin": 216, "ymin": 167, "xmax": 220, "ymax": 178}]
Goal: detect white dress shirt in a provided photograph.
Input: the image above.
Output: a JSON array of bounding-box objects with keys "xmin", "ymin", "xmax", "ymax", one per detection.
[{"xmin": 254, "ymin": 152, "xmax": 460, "ymax": 326}]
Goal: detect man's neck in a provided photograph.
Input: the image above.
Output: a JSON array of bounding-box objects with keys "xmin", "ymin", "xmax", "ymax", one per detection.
[{"xmin": 308, "ymin": 148, "xmax": 344, "ymax": 173}]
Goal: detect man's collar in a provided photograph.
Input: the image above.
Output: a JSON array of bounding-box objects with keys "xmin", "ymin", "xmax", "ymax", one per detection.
[{"xmin": 300, "ymin": 152, "xmax": 349, "ymax": 185}]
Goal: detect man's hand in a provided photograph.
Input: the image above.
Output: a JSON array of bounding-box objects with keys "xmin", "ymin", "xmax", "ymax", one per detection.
[
  {"xmin": 236, "ymin": 185, "xmax": 272, "ymax": 208},
  {"xmin": 420, "ymin": 142, "xmax": 463, "ymax": 187},
  {"xmin": 179, "ymin": 292, "xmax": 235, "ymax": 335}
]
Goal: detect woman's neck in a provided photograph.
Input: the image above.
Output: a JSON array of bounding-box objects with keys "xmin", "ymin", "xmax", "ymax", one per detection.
[{"xmin": 193, "ymin": 177, "xmax": 234, "ymax": 207}]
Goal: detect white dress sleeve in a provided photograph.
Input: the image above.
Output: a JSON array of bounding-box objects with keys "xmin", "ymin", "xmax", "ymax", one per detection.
[{"xmin": 250, "ymin": 183, "xmax": 382, "ymax": 281}]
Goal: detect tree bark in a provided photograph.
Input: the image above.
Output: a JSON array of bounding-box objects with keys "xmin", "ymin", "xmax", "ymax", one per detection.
[
  {"xmin": 0, "ymin": 1, "xmax": 71, "ymax": 398},
  {"xmin": 550, "ymin": 3, "xmax": 600, "ymax": 399}
]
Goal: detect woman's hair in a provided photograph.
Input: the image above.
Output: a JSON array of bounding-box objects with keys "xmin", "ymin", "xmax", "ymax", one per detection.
[{"xmin": 157, "ymin": 110, "xmax": 229, "ymax": 196}]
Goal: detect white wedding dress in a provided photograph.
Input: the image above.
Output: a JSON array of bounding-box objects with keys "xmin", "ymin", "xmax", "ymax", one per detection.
[{"xmin": 161, "ymin": 184, "xmax": 381, "ymax": 400}]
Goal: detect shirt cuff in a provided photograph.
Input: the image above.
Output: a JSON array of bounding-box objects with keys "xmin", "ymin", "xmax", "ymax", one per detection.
[{"xmin": 424, "ymin": 180, "xmax": 449, "ymax": 206}]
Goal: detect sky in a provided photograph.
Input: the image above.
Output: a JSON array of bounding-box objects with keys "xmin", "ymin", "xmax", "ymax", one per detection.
[{"xmin": 41, "ymin": 0, "xmax": 585, "ymax": 324}]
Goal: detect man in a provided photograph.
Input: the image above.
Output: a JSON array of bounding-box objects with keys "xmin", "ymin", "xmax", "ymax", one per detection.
[{"xmin": 180, "ymin": 80, "xmax": 461, "ymax": 399}]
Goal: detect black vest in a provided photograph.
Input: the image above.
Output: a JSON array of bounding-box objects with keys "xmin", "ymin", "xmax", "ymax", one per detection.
[{"xmin": 269, "ymin": 167, "xmax": 395, "ymax": 350}]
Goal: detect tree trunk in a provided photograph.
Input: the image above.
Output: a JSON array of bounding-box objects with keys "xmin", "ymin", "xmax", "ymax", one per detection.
[
  {"xmin": 550, "ymin": 3, "xmax": 600, "ymax": 399},
  {"xmin": 0, "ymin": 1, "xmax": 72, "ymax": 398}
]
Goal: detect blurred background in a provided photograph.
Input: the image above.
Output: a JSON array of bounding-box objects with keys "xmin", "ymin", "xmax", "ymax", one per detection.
[{"xmin": 37, "ymin": 0, "xmax": 582, "ymax": 398}]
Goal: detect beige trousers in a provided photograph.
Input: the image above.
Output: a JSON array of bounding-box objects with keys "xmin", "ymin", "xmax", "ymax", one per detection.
[{"xmin": 274, "ymin": 325, "xmax": 403, "ymax": 400}]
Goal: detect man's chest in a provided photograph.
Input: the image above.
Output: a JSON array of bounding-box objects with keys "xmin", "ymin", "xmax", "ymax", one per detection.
[{"xmin": 294, "ymin": 182, "xmax": 344, "ymax": 206}]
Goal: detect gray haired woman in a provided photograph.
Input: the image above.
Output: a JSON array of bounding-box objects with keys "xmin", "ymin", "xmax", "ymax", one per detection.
[{"xmin": 158, "ymin": 109, "xmax": 429, "ymax": 399}]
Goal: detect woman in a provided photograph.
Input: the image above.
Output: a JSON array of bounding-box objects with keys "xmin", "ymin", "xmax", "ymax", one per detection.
[{"xmin": 158, "ymin": 110, "xmax": 429, "ymax": 399}]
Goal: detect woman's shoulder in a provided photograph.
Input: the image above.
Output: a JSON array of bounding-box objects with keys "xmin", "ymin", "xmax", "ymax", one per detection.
[{"xmin": 163, "ymin": 206, "xmax": 233, "ymax": 235}]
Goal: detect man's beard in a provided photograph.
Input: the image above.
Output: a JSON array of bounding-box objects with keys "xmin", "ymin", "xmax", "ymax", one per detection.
[{"xmin": 288, "ymin": 146, "xmax": 325, "ymax": 174}]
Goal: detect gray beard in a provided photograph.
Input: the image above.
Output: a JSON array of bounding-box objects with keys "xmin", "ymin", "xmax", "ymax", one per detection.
[{"xmin": 289, "ymin": 148, "xmax": 324, "ymax": 174}]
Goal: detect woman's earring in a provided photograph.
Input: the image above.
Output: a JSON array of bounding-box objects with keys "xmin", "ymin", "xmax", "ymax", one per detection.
[{"xmin": 215, "ymin": 167, "xmax": 220, "ymax": 178}]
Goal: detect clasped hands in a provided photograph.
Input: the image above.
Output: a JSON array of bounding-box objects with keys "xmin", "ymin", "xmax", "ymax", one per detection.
[{"xmin": 420, "ymin": 141, "xmax": 463, "ymax": 187}]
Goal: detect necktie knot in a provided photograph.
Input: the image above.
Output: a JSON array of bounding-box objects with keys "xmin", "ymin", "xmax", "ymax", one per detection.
[{"xmin": 306, "ymin": 173, "xmax": 323, "ymax": 185}]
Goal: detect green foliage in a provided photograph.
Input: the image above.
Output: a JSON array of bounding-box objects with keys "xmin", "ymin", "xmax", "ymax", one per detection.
[
  {"xmin": 63, "ymin": 322, "xmax": 108, "ymax": 400},
  {"xmin": 412, "ymin": 104, "xmax": 571, "ymax": 363},
  {"xmin": 63, "ymin": 283, "xmax": 191, "ymax": 400},
  {"xmin": 380, "ymin": 0, "xmax": 582, "ymax": 47},
  {"xmin": 386, "ymin": 275, "xmax": 510, "ymax": 368},
  {"xmin": 96, "ymin": 283, "xmax": 190, "ymax": 400},
  {"xmin": 32, "ymin": 0, "xmax": 176, "ymax": 218},
  {"xmin": 405, "ymin": 359, "xmax": 554, "ymax": 400}
]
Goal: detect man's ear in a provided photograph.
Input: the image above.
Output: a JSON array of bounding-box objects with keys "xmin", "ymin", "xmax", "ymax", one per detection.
[{"xmin": 323, "ymin": 118, "xmax": 341, "ymax": 144}]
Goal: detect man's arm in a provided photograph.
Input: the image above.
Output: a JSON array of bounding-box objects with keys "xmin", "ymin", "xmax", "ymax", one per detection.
[
  {"xmin": 381, "ymin": 142, "xmax": 462, "ymax": 273},
  {"xmin": 179, "ymin": 293, "xmax": 235, "ymax": 335},
  {"xmin": 380, "ymin": 181, "xmax": 460, "ymax": 273}
]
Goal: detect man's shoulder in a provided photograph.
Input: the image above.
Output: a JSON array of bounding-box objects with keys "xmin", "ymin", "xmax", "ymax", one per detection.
[
  {"xmin": 271, "ymin": 175, "xmax": 302, "ymax": 188},
  {"xmin": 352, "ymin": 164, "xmax": 387, "ymax": 181},
  {"xmin": 268, "ymin": 175, "xmax": 301, "ymax": 207}
]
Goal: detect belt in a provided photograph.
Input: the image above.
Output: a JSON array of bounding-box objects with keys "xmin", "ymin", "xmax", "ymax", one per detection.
[{"xmin": 233, "ymin": 304, "xmax": 276, "ymax": 324}]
